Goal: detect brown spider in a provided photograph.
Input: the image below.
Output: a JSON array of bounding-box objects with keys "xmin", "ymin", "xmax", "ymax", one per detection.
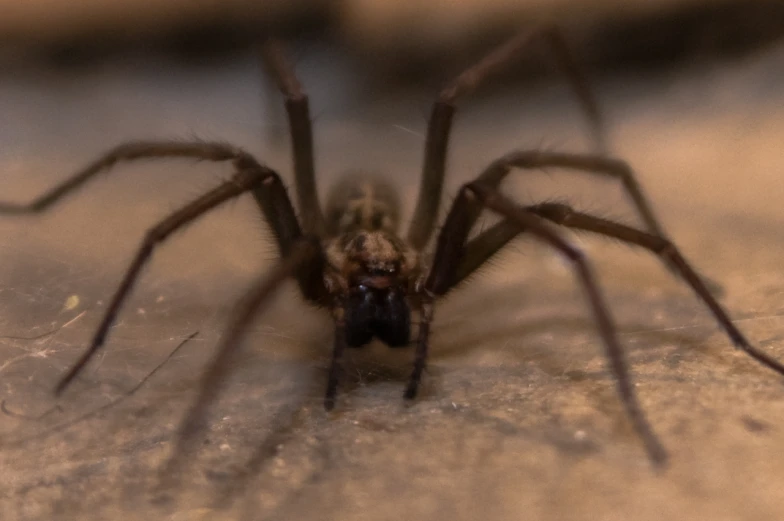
[{"xmin": 2, "ymin": 27, "xmax": 782, "ymax": 468}]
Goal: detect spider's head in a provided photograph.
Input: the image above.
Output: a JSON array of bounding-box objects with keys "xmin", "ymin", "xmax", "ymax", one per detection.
[{"xmin": 324, "ymin": 230, "xmax": 421, "ymax": 348}]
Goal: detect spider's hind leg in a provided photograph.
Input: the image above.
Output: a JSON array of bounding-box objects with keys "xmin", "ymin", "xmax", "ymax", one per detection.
[
  {"xmin": 0, "ymin": 141, "xmax": 326, "ymax": 394},
  {"xmin": 259, "ymin": 39, "xmax": 324, "ymax": 236},
  {"xmin": 407, "ymin": 25, "xmax": 606, "ymax": 250}
]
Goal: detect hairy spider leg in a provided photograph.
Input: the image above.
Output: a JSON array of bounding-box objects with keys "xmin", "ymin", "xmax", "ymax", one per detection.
[
  {"xmin": 424, "ymin": 179, "xmax": 668, "ymax": 464},
  {"xmin": 451, "ymin": 151, "xmax": 666, "ymax": 288},
  {"xmin": 408, "ymin": 24, "xmax": 608, "ymax": 250},
  {"xmin": 0, "ymin": 141, "xmax": 325, "ymax": 392},
  {"xmin": 525, "ymin": 202, "xmax": 784, "ymax": 373},
  {"xmin": 260, "ymin": 39, "xmax": 324, "ymax": 236}
]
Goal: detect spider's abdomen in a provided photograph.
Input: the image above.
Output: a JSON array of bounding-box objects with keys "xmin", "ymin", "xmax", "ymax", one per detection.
[
  {"xmin": 344, "ymin": 286, "xmax": 411, "ymax": 348},
  {"xmin": 324, "ymin": 173, "xmax": 400, "ymax": 235}
]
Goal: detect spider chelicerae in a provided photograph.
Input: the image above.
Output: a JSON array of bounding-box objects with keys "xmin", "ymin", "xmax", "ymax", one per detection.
[{"xmin": 3, "ymin": 27, "xmax": 783, "ymax": 467}]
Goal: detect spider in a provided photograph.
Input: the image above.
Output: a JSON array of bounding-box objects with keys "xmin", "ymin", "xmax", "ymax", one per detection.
[{"xmin": 2, "ymin": 26, "xmax": 783, "ymax": 468}]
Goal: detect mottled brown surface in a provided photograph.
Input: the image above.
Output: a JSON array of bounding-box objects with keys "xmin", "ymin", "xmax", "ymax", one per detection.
[{"xmin": 0, "ymin": 40, "xmax": 783, "ymax": 521}]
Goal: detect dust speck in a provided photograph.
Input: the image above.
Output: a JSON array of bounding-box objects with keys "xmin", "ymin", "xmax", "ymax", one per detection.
[{"xmin": 63, "ymin": 295, "xmax": 80, "ymax": 311}]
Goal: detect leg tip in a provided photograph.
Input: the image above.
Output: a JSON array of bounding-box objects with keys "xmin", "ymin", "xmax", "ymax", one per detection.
[
  {"xmin": 646, "ymin": 441, "xmax": 669, "ymax": 470},
  {"xmin": 54, "ymin": 377, "xmax": 71, "ymax": 397}
]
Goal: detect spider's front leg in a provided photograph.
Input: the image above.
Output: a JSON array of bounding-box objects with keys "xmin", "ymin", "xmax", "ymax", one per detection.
[
  {"xmin": 420, "ymin": 178, "xmax": 668, "ymax": 465},
  {"xmin": 325, "ymin": 318, "xmax": 348, "ymax": 411},
  {"xmin": 0, "ymin": 141, "xmax": 327, "ymax": 392}
]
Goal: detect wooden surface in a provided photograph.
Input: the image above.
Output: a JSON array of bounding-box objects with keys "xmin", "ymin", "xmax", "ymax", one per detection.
[{"xmin": 0, "ymin": 37, "xmax": 783, "ymax": 521}]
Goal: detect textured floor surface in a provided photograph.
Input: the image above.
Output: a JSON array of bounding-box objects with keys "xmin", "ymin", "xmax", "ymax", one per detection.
[{"xmin": 0, "ymin": 41, "xmax": 783, "ymax": 521}]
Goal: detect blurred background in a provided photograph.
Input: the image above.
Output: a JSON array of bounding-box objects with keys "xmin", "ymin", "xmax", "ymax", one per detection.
[
  {"xmin": 1, "ymin": 0, "xmax": 783, "ymax": 72},
  {"xmin": 2, "ymin": 1, "xmax": 784, "ymax": 521}
]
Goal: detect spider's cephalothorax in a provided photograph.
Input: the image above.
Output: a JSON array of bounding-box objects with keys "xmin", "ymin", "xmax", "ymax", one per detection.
[
  {"xmin": 7, "ymin": 28, "xmax": 784, "ymax": 469},
  {"xmin": 323, "ymin": 175, "xmax": 423, "ymax": 348}
]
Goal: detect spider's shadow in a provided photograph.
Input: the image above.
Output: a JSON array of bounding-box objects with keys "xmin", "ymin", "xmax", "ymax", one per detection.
[
  {"xmin": 170, "ymin": 277, "xmax": 762, "ymax": 512},
  {"xmin": 421, "ymin": 275, "xmax": 775, "ymax": 393},
  {"xmin": 431, "ymin": 278, "xmax": 704, "ymax": 356}
]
